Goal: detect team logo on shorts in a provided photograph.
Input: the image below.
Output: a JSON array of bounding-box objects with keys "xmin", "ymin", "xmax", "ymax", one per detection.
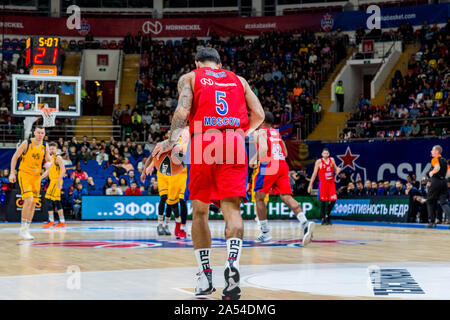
[{"xmin": 26, "ymin": 238, "xmax": 371, "ymax": 249}]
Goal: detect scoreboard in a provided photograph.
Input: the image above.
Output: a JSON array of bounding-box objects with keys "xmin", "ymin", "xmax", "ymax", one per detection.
[{"xmin": 25, "ymin": 36, "xmax": 61, "ymax": 76}]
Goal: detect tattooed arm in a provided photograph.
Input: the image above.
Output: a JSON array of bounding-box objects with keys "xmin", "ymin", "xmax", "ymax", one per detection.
[{"xmin": 152, "ymin": 72, "xmax": 195, "ymax": 159}]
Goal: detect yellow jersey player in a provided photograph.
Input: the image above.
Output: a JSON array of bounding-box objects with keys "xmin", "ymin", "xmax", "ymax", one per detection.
[
  {"xmin": 166, "ymin": 127, "xmax": 189, "ymax": 239},
  {"xmin": 141, "ymin": 127, "xmax": 189, "ymax": 237},
  {"xmin": 9, "ymin": 125, "xmax": 51, "ymax": 240},
  {"xmin": 41, "ymin": 142, "xmax": 66, "ymax": 228}
]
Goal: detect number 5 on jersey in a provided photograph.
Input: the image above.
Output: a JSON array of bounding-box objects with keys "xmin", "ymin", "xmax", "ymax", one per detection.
[{"xmin": 215, "ymin": 91, "xmax": 228, "ymax": 116}]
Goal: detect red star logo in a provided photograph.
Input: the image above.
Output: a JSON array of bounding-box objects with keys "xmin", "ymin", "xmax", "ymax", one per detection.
[{"xmin": 337, "ymin": 147, "xmax": 359, "ymax": 170}]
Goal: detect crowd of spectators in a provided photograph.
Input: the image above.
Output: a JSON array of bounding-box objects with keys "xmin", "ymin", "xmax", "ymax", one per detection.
[
  {"xmin": 117, "ymin": 30, "xmax": 349, "ymax": 142},
  {"xmin": 343, "ymin": 21, "xmax": 450, "ymax": 140}
]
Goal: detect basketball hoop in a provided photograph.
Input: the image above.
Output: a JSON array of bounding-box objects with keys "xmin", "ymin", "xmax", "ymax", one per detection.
[{"xmin": 39, "ymin": 108, "xmax": 58, "ymax": 127}]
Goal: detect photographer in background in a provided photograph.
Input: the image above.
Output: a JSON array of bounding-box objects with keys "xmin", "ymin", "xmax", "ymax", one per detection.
[{"xmin": 290, "ymin": 169, "xmax": 310, "ymax": 196}]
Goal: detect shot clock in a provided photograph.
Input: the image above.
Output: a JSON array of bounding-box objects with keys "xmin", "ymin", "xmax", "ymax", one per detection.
[{"xmin": 25, "ymin": 36, "xmax": 61, "ymax": 76}]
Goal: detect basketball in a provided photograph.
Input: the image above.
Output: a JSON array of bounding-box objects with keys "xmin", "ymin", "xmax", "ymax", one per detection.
[{"xmin": 154, "ymin": 147, "xmax": 186, "ymax": 176}]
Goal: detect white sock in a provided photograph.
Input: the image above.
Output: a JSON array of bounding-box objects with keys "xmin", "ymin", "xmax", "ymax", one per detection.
[
  {"xmin": 48, "ymin": 212, "xmax": 54, "ymax": 222},
  {"xmin": 58, "ymin": 214, "xmax": 65, "ymax": 223},
  {"xmin": 21, "ymin": 218, "xmax": 28, "ymax": 230},
  {"xmin": 194, "ymin": 248, "xmax": 211, "ymax": 272},
  {"xmin": 158, "ymin": 215, "xmax": 164, "ymax": 226},
  {"xmin": 260, "ymin": 220, "xmax": 269, "ymax": 233},
  {"xmin": 296, "ymin": 212, "xmax": 307, "ymax": 225},
  {"xmin": 226, "ymin": 238, "xmax": 242, "ymax": 266},
  {"xmin": 175, "ymin": 217, "xmax": 181, "ymax": 223},
  {"xmin": 164, "ymin": 216, "xmax": 170, "ymax": 226}
]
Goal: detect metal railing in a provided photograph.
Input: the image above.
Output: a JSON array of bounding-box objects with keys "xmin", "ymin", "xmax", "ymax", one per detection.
[{"xmin": 0, "ymin": 123, "xmax": 122, "ymax": 143}]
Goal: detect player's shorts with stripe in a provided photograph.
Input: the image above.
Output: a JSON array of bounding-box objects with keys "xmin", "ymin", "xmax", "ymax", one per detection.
[
  {"xmin": 185, "ymin": 131, "xmax": 248, "ymax": 207},
  {"xmin": 18, "ymin": 171, "xmax": 41, "ymax": 203},
  {"xmin": 45, "ymin": 179, "xmax": 62, "ymax": 201},
  {"xmin": 254, "ymin": 161, "xmax": 292, "ymax": 195},
  {"xmin": 167, "ymin": 169, "xmax": 187, "ymax": 205},
  {"xmin": 318, "ymin": 180, "xmax": 337, "ymax": 201},
  {"xmin": 157, "ymin": 170, "xmax": 169, "ymax": 196},
  {"xmin": 251, "ymin": 168, "xmax": 269, "ymax": 202}
]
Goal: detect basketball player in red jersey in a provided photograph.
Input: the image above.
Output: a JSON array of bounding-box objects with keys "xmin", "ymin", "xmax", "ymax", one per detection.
[
  {"xmin": 152, "ymin": 48, "xmax": 264, "ymax": 300},
  {"xmin": 253, "ymin": 111, "xmax": 315, "ymax": 245},
  {"xmin": 308, "ymin": 148, "xmax": 341, "ymax": 225}
]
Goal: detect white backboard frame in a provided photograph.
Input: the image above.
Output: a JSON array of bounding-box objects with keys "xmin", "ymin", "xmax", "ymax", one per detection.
[{"xmin": 12, "ymin": 74, "xmax": 81, "ymax": 117}]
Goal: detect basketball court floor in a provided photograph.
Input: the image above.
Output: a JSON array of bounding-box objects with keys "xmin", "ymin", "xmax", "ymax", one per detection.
[{"xmin": 0, "ymin": 220, "xmax": 449, "ymax": 300}]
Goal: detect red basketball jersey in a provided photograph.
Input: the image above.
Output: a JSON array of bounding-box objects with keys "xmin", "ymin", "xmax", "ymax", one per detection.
[
  {"xmin": 190, "ymin": 67, "xmax": 249, "ymax": 134},
  {"xmin": 318, "ymin": 158, "xmax": 335, "ymax": 181},
  {"xmin": 262, "ymin": 126, "xmax": 287, "ymax": 166}
]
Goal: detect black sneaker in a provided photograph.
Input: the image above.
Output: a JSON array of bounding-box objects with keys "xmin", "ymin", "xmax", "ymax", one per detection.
[
  {"xmin": 321, "ymin": 218, "xmax": 326, "ymax": 225},
  {"xmin": 195, "ymin": 269, "xmax": 216, "ymax": 296},
  {"xmin": 222, "ymin": 259, "xmax": 241, "ymax": 300},
  {"xmin": 326, "ymin": 216, "xmax": 332, "ymax": 225}
]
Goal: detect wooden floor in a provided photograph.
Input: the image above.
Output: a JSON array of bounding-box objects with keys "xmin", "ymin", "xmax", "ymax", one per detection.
[{"xmin": 0, "ymin": 220, "xmax": 449, "ymax": 299}]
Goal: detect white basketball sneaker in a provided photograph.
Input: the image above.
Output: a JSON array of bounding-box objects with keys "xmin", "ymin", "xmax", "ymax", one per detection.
[
  {"xmin": 255, "ymin": 231, "xmax": 273, "ymax": 243},
  {"xmin": 19, "ymin": 228, "xmax": 34, "ymax": 240},
  {"xmin": 302, "ymin": 221, "xmax": 315, "ymax": 246},
  {"xmin": 194, "ymin": 269, "xmax": 216, "ymax": 296}
]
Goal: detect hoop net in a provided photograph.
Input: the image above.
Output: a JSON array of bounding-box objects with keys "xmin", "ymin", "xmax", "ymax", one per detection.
[{"xmin": 39, "ymin": 108, "xmax": 58, "ymax": 127}]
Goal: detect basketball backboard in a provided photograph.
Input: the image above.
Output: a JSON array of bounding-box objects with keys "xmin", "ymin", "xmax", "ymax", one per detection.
[{"xmin": 12, "ymin": 74, "xmax": 82, "ymax": 117}]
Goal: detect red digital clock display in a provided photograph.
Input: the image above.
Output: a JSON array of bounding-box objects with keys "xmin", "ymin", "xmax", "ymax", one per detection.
[{"xmin": 25, "ymin": 36, "xmax": 61, "ymax": 67}]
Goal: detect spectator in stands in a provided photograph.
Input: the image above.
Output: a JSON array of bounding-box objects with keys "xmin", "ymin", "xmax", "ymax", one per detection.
[
  {"xmin": 86, "ymin": 176, "xmax": 96, "ymax": 194},
  {"xmin": 69, "ymin": 136, "xmax": 80, "ymax": 152},
  {"xmin": 61, "ymin": 152, "xmax": 73, "ymax": 167},
  {"xmin": 409, "ymin": 174, "xmax": 420, "ymax": 189},
  {"xmin": 405, "ymin": 181, "xmax": 422, "ymax": 222},
  {"xmin": 377, "ymin": 180, "xmax": 386, "ymax": 195},
  {"xmin": 149, "ymin": 177, "xmax": 158, "ymax": 195},
  {"xmin": 113, "ymin": 104, "xmax": 123, "ymax": 125},
  {"xmin": 118, "ymin": 158, "xmax": 134, "ymax": 175},
  {"xmin": 392, "ymin": 180, "xmax": 405, "ymax": 195},
  {"xmin": 78, "ymin": 146, "xmax": 91, "ymax": 163},
  {"xmin": 400, "ymin": 120, "xmax": 412, "ymax": 137},
  {"xmin": 103, "ymin": 177, "xmax": 114, "ymax": 195},
  {"xmin": 80, "ymin": 136, "xmax": 90, "ymax": 150},
  {"xmin": 364, "ymin": 180, "xmax": 372, "ymax": 195},
  {"xmin": 347, "ymin": 182, "xmax": 356, "ymax": 196},
  {"xmin": 410, "ymin": 119, "xmax": 421, "ymax": 137},
  {"xmin": 69, "ymin": 146, "xmax": 80, "ymax": 165},
  {"xmin": 369, "ymin": 181, "xmax": 378, "ymax": 196},
  {"xmin": 125, "ymin": 182, "xmax": 142, "ymax": 196},
  {"xmin": 355, "ymin": 180, "xmax": 366, "ymax": 196},
  {"xmin": 96, "ymin": 148, "xmax": 109, "ymax": 166},
  {"xmin": 70, "ymin": 162, "xmax": 88, "ymax": 180},
  {"xmin": 106, "ymin": 182, "xmax": 123, "ymax": 195},
  {"xmin": 384, "ymin": 180, "xmax": 394, "ymax": 195},
  {"xmin": 118, "ymin": 178, "xmax": 128, "ymax": 193},
  {"xmin": 71, "ymin": 183, "xmax": 87, "ymax": 220}
]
